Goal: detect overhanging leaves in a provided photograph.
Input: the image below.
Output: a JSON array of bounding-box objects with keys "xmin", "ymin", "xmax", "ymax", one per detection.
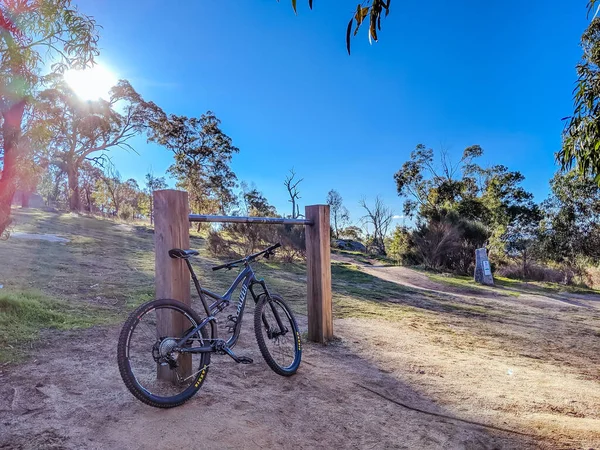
[{"xmin": 282, "ymin": 0, "xmax": 391, "ymax": 54}]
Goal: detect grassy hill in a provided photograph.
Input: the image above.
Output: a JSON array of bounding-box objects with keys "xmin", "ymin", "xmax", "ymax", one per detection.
[{"xmin": 0, "ymin": 209, "xmax": 420, "ymax": 361}]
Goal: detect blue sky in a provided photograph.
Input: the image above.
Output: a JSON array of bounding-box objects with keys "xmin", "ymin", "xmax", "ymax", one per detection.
[{"xmin": 79, "ymin": 0, "xmax": 589, "ymax": 224}]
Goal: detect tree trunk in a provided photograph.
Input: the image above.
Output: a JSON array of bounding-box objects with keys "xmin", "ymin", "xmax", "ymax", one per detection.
[
  {"xmin": 21, "ymin": 191, "xmax": 30, "ymax": 208},
  {"xmin": 0, "ymin": 101, "xmax": 26, "ymax": 236},
  {"xmin": 52, "ymin": 171, "xmax": 63, "ymax": 206},
  {"xmin": 85, "ymin": 188, "xmax": 92, "ymax": 212},
  {"xmin": 333, "ymin": 213, "xmax": 339, "ymax": 239},
  {"xmin": 66, "ymin": 165, "xmax": 81, "ymax": 211}
]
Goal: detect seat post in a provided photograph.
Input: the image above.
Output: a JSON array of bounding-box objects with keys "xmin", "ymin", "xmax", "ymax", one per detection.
[{"xmin": 184, "ymin": 259, "xmax": 201, "ymax": 291}]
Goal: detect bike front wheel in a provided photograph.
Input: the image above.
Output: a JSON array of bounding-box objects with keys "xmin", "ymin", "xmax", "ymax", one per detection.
[
  {"xmin": 117, "ymin": 299, "xmax": 211, "ymax": 408},
  {"xmin": 254, "ymin": 294, "xmax": 302, "ymax": 376}
]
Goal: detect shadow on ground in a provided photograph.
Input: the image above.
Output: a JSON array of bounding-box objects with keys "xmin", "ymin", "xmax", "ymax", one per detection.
[{"xmin": 0, "ymin": 319, "xmax": 548, "ymax": 449}]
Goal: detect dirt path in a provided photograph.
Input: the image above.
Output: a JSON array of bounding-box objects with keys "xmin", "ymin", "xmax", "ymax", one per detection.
[
  {"xmin": 334, "ymin": 253, "xmax": 600, "ymax": 310},
  {"xmin": 332, "ymin": 255, "xmax": 600, "ymax": 448},
  {"xmin": 0, "ymin": 318, "xmax": 540, "ymax": 450},
  {"xmin": 1, "ymin": 255, "xmax": 599, "ymax": 449}
]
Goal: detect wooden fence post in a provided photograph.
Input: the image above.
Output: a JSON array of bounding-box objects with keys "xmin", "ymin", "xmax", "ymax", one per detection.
[
  {"xmin": 305, "ymin": 204, "xmax": 333, "ymax": 343},
  {"xmin": 154, "ymin": 190, "xmax": 191, "ymax": 381}
]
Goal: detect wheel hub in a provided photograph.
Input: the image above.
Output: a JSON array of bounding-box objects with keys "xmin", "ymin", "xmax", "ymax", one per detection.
[
  {"xmin": 159, "ymin": 338, "xmax": 178, "ymax": 357},
  {"xmin": 152, "ymin": 338, "xmax": 179, "ymax": 367}
]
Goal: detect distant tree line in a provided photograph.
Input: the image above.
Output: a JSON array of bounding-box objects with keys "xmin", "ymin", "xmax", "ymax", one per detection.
[{"xmin": 325, "ymin": 143, "xmax": 600, "ymax": 287}]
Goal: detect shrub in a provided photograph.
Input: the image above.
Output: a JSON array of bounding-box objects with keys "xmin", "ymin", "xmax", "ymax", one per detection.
[
  {"xmin": 223, "ymin": 223, "xmax": 305, "ymax": 262},
  {"xmin": 119, "ymin": 204, "xmax": 135, "ymax": 221},
  {"xmin": 388, "ymin": 226, "xmax": 418, "ymax": 265},
  {"xmin": 584, "ymin": 265, "xmax": 600, "ymax": 290},
  {"xmin": 408, "ymin": 214, "xmax": 489, "ymax": 274},
  {"xmin": 272, "ymin": 224, "xmax": 305, "ymax": 262},
  {"xmin": 207, "ymin": 230, "xmax": 235, "ymax": 257},
  {"xmin": 496, "ymin": 263, "xmax": 571, "ymax": 284},
  {"xmin": 412, "ymin": 221, "xmax": 462, "ymax": 271}
]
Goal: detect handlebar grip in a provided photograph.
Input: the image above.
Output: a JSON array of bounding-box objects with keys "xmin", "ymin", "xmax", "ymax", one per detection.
[{"xmin": 212, "ymin": 263, "xmax": 228, "ymax": 271}]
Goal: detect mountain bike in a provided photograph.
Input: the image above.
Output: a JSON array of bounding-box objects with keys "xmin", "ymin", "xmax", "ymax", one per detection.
[{"xmin": 117, "ymin": 243, "xmax": 302, "ymax": 408}]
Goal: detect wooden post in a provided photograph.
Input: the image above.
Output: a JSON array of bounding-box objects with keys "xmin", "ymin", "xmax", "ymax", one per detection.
[
  {"xmin": 305, "ymin": 205, "xmax": 333, "ymax": 343},
  {"xmin": 154, "ymin": 190, "xmax": 191, "ymax": 381}
]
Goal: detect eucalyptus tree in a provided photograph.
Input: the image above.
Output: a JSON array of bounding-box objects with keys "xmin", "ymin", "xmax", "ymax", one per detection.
[
  {"xmin": 36, "ymin": 76, "xmax": 161, "ymax": 210},
  {"xmin": 0, "ymin": 0, "xmax": 100, "ymax": 234},
  {"xmin": 558, "ymin": 1, "xmax": 600, "ymax": 181},
  {"xmin": 149, "ymin": 111, "xmax": 239, "ymax": 215},
  {"xmin": 284, "ymin": 0, "xmax": 392, "ymax": 54}
]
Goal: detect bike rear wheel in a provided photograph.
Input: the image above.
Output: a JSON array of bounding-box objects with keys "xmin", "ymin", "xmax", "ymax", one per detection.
[
  {"xmin": 254, "ymin": 294, "xmax": 301, "ymax": 376},
  {"xmin": 117, "ymin": 299, "xmax": 211, "ymax": 408}
]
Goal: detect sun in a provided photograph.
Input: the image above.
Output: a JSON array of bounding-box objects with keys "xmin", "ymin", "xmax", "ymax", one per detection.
[{"xmin": 63, "ymin": 64, "xmax": 118, "ymax": 101}]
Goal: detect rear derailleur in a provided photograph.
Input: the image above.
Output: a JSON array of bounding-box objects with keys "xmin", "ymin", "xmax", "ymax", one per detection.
[{"xmin": 152, "ymin": 337, "xmax": 179, "ymax": 369}]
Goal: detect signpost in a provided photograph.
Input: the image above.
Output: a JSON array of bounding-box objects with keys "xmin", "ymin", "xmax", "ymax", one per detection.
[{"xmin": 475, "ymin": 248, "xmax": 494, "ymax": 286}]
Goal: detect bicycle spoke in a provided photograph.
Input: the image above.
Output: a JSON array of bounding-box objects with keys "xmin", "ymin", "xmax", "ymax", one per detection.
[
  {"xmin": 126, "ymin": 305, "xmax": 207, "ymax": 399},
  {"xmin": 139, "ymin": 321, "xmax": 157, "ymax": 342},
  {"xmin": 260, "ymin": 300, "xmax": 298, "ymax": 369}
]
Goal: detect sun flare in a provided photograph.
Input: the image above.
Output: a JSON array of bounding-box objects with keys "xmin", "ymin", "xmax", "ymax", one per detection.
[{"xmin": 63, "ymin": 64, "xmax": 118, "ymax": 101}]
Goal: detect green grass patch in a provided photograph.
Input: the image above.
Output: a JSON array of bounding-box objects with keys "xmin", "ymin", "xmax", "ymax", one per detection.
[
  {"xmin": 0, "ymin": 289, "xmax": 115, "ymax": 363},
  {"xmin": 332, "ymin": 262, "xmax": 414, "ymax": 302},
  {"xmin": 334, "ymin": 293, "xmax": 413, "ymax": 321},
  {"xmin": 494, "ymin": 276, "xmax": 600, "ymax": 295},
  {"xmin": 332, "ymin": 249, "xmax": 395, "ymax": 266},
  {"xmin": 424, "ymin": 270, "xmax": 600, "ymax": 298}
]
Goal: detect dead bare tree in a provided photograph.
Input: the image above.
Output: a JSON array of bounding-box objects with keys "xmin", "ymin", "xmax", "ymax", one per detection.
[
  {"xmin": 360, "ymin": 196, "xmax": 394, "ymax": 255},
  {"xmin": 284, "ymin": 168, "xmax": 303, "ymax": 219},
  {"xmin": 326, "ymin": 189, "xmax": 350, "ymax": 239}
]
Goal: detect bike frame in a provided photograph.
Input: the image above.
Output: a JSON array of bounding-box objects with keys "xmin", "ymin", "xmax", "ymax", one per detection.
[{"xmin": 175, "ymin": 259, "xmax": 286, "ymax": 354}]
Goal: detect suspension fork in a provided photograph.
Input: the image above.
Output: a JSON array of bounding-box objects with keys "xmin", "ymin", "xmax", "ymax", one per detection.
[{"xmin": 252, "ymin": 280, "xmax": 287, "ymax": 335}]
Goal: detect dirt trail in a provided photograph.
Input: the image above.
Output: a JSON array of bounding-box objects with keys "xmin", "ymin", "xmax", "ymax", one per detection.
[
  {"xmin": 1, "ymin": 256, "xmax": 599, "ymax": 449},
  {"xmin": 332, "ymin": 255, "xmax": 600, "ymax": 448},
  {"xmin": 0, "ymin": 319, "xmax": 538, "ymax": 450},
  {"xmin": 333, "ymin": 253, "xmax": 600, "ymax": 310}
]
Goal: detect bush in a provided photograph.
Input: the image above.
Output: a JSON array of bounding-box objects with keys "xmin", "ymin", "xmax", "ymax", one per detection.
[
  {"xmin": 207, "ymin": 230, "xmax": 235, "ymax": 257},
  {"xmin": 412, "ymin": 221, "xmax": 462, "ymax": 271},
  {"xmin": 119, "ymin": 204, "xmax": 135, "ymax": 221},
  {"xmin": 273, "ymin": 224, "xmax": 305, "ymax": 262},
  {"xmin": 408, "ymin": 214, "xmax": 489, "ymax": 274},
  {"xmin": 584, "ymin": 265, "xmax": 600, "ymax": 290},
  {"xmin": 387, "ymin": 226, "xmax": 419, "ymax": 265},
  {"xmin": 222, "ymin": 223, "xmax": 305, "ymax": 262},
  {"xmin": 364, "ymin": 235, "xmax": 386, "ymax": 256},
  {"xmin": 496, "ymin": 263, "xmax": 572, "ymax": 284}
]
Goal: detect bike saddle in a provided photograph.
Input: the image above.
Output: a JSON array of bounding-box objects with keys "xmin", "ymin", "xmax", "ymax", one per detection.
[{"xmin": 168, "ymin": 248, "xmax": 199, "ymax": 259}]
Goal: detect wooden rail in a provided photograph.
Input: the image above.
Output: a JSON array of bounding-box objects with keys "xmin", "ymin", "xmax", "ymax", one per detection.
[
  {"xmin": 153, "ymin": 190, "xmax": 333, "ymax": 377},
  {"xmin": 189, "ymin": 214, "xmax": 313, "ymax": 226}
]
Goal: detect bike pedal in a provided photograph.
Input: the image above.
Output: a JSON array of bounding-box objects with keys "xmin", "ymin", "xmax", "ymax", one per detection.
[{"xmin": 221, "ymin": 345, "xmax": 253, "ymax": 364}]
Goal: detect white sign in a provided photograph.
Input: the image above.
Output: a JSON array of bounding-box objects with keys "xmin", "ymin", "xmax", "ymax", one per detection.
[{"xmin": 482, "ymin": 260, "xmax": 491, "ymax": 276}]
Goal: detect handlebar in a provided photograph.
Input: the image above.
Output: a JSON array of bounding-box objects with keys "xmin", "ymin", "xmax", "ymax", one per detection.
[{"xmin": 211, "ymin": 243, "xmax": 281, "ymax": 271}]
